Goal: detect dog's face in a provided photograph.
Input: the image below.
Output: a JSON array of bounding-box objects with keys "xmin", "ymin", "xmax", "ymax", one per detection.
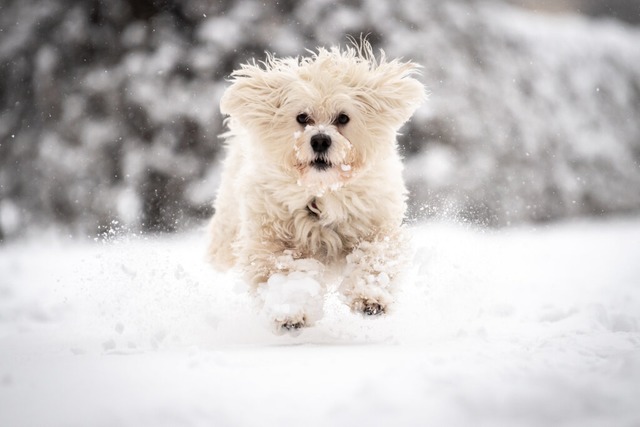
[{"xmin": 220, "ymin": 42, "xmax": 425, "ymax": 193}]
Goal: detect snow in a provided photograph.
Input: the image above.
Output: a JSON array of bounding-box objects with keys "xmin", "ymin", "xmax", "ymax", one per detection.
[
  {"xmin": 258, "ymin": 254, "xmax": 326, "ymax": 333},
  {"xmin": 1, "ymin": 219, "xmax": 639, "ymax": 426}
]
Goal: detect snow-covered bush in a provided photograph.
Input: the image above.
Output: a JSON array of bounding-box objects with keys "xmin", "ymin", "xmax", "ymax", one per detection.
[{"xmin": 1, "ymin": 0, "xmax": 640, "ymax": 240}]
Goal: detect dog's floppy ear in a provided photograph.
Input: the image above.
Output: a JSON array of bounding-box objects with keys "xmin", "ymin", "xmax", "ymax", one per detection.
[
  {"xmin": 220, "ymin": 57, "xmax": 294, "ymax": 130},
  {"xmin": 362, "ymin": 60, "xmax": 426, "ymax": 128}
]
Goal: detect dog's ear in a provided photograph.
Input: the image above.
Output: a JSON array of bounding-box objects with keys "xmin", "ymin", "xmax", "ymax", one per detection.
[
  {"xmin": 361, "ymin": 60, "xmax": 426, "ymax": 128},
  {"xmin": 220, "ymin": 58, "xmax": 293, "ymax": 130}
]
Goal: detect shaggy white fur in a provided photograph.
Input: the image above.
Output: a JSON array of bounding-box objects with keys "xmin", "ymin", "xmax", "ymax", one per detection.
[{"xmin": 208, "ymin": 40, "xmax": 425, "ymax": 333}]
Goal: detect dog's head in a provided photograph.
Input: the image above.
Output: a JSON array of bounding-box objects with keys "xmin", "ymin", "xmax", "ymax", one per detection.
[{"xmin": 220, "ymin": 40, "xmax": 425, "ymax": 193}]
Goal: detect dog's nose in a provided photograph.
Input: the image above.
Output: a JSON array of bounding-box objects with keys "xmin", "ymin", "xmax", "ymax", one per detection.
[{"xmin": 310, "ymin": 134, "xmax": 332, "ymax": 153}]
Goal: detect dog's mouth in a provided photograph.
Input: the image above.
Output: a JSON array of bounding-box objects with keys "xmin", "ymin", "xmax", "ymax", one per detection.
[{"xmin": 310, "ymin": 158, "xmax": 332, "ymax": 171}]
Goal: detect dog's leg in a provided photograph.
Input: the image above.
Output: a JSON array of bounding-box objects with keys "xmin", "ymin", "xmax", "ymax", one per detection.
[
  {"xmin": 240, "ymin": 243, "xmax": 327, "ymax": 334},
  {"xmin": 207, "ymin": 142, "xmax": 244, "ymax": 271},
  {"xmin": 207, "ymin": 206, "xmax": 238, "ymax": 271},
  {"xmin": 340, "ymin": 229, "xmax": 409, "ymax": 316}
]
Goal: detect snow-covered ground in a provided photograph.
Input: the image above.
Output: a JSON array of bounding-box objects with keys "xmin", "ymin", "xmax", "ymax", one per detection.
[{"xmin": 1, "ymin": 219, "xmax": 639, "ymax": 426}]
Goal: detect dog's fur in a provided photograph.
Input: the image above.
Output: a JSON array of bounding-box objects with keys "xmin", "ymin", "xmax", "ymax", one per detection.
[{"xmin": 208, "ymin": 40, "xmax": 425, "ymax": 332}]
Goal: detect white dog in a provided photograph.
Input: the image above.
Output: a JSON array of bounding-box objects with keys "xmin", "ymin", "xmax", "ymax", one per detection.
[{"xmin": 208, "ymin": 40, "xmax": 425, "ymax": 333}]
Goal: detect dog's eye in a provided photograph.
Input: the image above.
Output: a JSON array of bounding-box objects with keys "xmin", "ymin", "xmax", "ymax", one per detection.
[
  {"xmin": 296, "ymin": 113, "xmax": 309, "ymax": 125},
  {"xmin": 336, "ymin": 113, "xmax": 350, "ymax": 125}
]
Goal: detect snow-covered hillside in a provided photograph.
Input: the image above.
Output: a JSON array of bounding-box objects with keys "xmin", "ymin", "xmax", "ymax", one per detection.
[{"xmin": 1, "ymin": 219, "xmax": 639, "ymax": 426}]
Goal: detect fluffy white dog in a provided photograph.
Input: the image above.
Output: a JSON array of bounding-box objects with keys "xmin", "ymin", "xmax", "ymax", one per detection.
[{"xmin": 208, "ymin": 40, "xmax": 425, "ymax": 333}]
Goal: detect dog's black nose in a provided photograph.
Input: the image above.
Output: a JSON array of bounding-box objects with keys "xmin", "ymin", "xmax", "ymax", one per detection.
[{"xmin": 310, "ymin": 134, "xmax": 332, "ymax": 153}]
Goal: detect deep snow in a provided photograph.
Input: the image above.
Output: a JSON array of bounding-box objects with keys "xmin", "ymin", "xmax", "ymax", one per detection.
[{"xmin": 1, "ymin": 219, "xmax": 639, "ymax": 426}]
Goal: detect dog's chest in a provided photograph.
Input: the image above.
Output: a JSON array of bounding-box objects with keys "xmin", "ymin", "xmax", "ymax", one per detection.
[
  {"xmin": 305, "ymin": 197, "xmax": 323, "ymax": 219},
  {"xmin": 302, "ymin": 195, "xmax": 347, "ymax": 226},
  {"xmin": 287, "ymin": 192, "xmax": 372, "ymax": 261}
]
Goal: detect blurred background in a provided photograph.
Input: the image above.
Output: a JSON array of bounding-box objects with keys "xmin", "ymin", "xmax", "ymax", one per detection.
[{"xmin": 1, "ymin": 0, "xmax": 639, "ymax": 242}]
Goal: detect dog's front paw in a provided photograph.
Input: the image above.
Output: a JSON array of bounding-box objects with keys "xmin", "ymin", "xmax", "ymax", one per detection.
[
  {"xmin": 362, "ymin": 302, "xmax": 385, "ymax": 316},
  {"xmin": 340, "ymin": 271, "xmax": 394, "ymax": 317},
  {"xmin": 273, "ymin": 315, "xmax": 307, "ymax": 336},
  {"xmin": 282, "ymin": 320, "xmax": 305, "ymax": 330},
  {"xmin": 257, "ymin": 268, "xmax": 325, "ymax": 336},
  {"xmin": 350, "ymin": 298, "xmax": 387, "ymax": 316}
]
